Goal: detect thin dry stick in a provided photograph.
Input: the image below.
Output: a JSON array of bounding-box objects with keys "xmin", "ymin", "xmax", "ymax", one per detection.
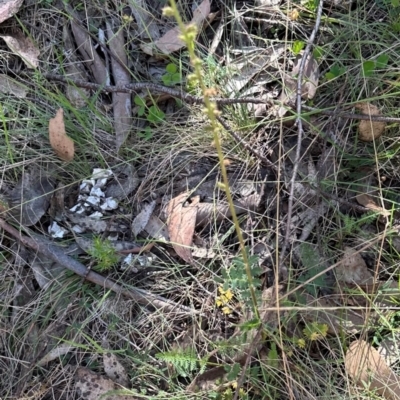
[
  {"xmin": 279, "ymin": 0, "xmax": 325, "ymax": 267},
  {"xmin": 36, "ymin": 72, "xmax": 264, "ymax": 106},
  {"xmin": 273, "ymin": 2, "xmax": 324, "ymax": 400},
  {"xmin": 0, "ymin": 218, "xmax": 193, "ymax": 314},
  {"xmin": 300, "ymin": 103, "xmax": 400, "ymax": 123},
  {"xmin": 34, "ymin": 72, "xmax": 400, "ymax": 123}
]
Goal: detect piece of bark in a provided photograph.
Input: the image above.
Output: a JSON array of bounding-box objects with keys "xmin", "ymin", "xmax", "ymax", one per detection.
[
  {"xmin": 70, "ymin": 15, "xmax": 108, "ymax": 85},
  {"xmin": 106, "ymin": 21, "xmax": 132, "ymax": 152}
]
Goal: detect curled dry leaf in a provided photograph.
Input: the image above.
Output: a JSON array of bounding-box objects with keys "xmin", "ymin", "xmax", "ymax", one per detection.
[
  {"xmin": 345, "ymin": 340, "xmax": 400, "ymax": 400},
  {"xmin": 49, "ymin": 108, "xmax": 75, "ymax": 161},
  {"xmin": 130, "ymin": 0, "xmax": 160, "ymax": 40},
  {"xmin": 167, "ymin": 192, "xmax": 199, "ymax": 265},
  {"xmin": 336, "ymin": 246, "xmax": 374, "ymax": 285},
  {"xmin": 68, "ymin": 4, "xmax": 108, "ymax": 85},
  {"xmin": 0, "ymin": 28, "xmax": 40, "ymax": 69},
  {"xmin": 154, "ymin": 0, "xmax": 210, "ymax": 54},
  {"xmin": 0, "ymin": 0, "xmax": 23, "ymax": 24},
  {"xmin": 355, "ymin": 103, "xmax": 386, "ymax": 141}
]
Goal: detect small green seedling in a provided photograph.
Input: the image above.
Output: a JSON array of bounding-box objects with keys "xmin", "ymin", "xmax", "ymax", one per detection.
[
  {"xmin": 325, "ymin": 63, "xmax": 347, "ymax": 80},
  {"xmin": 87, "ymin": 236, "xmax": 119, "ymax": 272},
  {"xmin": 292, "ymin": 40, "xmax": 305, "ymax": 55},
  {"xmin": 162, "ymin": 63, "xmax": 182, "ymax": 86},
  {"xmin": 134, "ymin": 95, "xmax": 166, "ymax": 140},
  {"xmin": 362, "ymin": 60, "xmax": 376, "ymax": 77},
  {"xmin": 362, "ymin": 54, "xmax": 389, "ymax": 76},
  {"xmin": 147, "ymin": 105, "xmax": 165, "ymax": 124},
  {"xmin": 134, "ymin": 95, "xmax": 146, "ymax": 117}
]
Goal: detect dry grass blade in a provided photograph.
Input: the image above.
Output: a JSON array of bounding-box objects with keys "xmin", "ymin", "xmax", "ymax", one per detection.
[{"xmin": 345, "ymin": 340, "xmax": 400, "ymax": 400}]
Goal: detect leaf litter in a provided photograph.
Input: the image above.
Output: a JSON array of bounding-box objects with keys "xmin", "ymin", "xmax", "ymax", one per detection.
[{"xmin": 2, "ymin": 0, "xmax": 400, "ymax": 398}]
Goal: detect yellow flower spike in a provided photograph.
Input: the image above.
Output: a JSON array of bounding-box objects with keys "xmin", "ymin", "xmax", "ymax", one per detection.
[{"xmin": 216, "ymin": 298, "xmax": 223, "ymax": 307}]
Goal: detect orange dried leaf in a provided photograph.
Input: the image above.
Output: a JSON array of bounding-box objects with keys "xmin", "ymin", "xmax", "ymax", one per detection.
[
  {"xmin": 345, "ymin": 340, "xmax": 400, "ymax": 400},
  {"xmin": 49, "ymin": 109, "xmax": 75, "ymax": 161},
  {"xmin": 355, "ymin": 103, "xmax": 386, "ymax": 141},
  {"xmin": 167, "ymin": 192, "xmax": 199, "ymax": 265}
]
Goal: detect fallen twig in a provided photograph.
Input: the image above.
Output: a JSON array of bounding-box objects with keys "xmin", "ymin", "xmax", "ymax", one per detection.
[
  {"xmin": 32, "ymin": 72, "xmax": 400, "ymax": 123},
  {"xmin": 0, "ymin": 218, "xmax": 193, "ymax": 314}
]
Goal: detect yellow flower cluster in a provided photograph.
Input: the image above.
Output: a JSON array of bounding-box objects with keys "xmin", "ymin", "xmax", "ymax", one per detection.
[{"xmin": 215, "ymin": 286, "xmax": 234, "ymax": 315}]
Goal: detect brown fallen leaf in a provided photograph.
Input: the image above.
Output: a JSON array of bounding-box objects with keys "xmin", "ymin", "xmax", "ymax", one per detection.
[
  {"xmin": 345, "ymin": 340, "xmax": 400, "ymax": 400},
  {"xmin": 336, "ymin": 246, "xmax": 374, "ymax": 285},
  {"xmin": 356, "ymin": 193, "xmax": 390, "ymax": 216},
  {"xmin": 155, "ymin": 0, "xmax": 210, "ymax": 54},
  {"xmin": 0, "ymin": 0, "xmax": 23, "ymax": 24},
  {"xmin": 0, "ymin": 28, "xmax": 40, "ymax": 69},
  {"xmin": 75, "ymin": 367, "xmax": 136, "ymax": 400},
  {"xmin": 49, "ymin": 108, "xmax": 75, "ymax": 161},
  {"xmin": 167, "ymin": 192, "xmax": 199, "ymax": 265},
  {"xmin": 355, "ymin": 103, "xmax": 386, "ymax": 141}
]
